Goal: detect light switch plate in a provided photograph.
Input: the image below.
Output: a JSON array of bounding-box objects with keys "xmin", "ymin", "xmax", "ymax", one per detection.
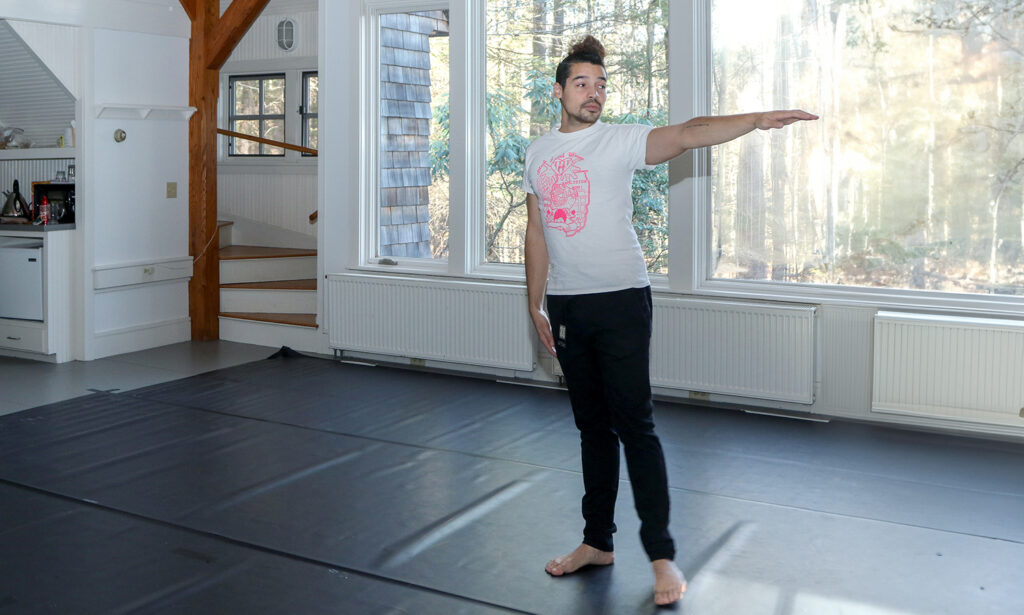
[{"xmin": 166, "ymin": 182, "xmax": 177, "ymax": 198}]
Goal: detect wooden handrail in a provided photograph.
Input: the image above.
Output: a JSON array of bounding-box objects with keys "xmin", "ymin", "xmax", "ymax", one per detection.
[
  {"xmin": 219, "ymin": 128, "xmax": 319, "ymax": 222},
  {"xmin": 217, "ymin": 128, "xmax": 318, "ymax": 155}
]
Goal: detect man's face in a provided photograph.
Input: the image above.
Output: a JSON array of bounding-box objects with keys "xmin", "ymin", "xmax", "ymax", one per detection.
[{"xmin": 553, "ymin": 62, "xmax": 607, "ymax": 128}]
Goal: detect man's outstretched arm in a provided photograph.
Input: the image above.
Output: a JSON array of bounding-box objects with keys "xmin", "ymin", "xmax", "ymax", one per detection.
[{"xmin": 645, "ymin": 110, "xmax": 818, "ymax": 166}]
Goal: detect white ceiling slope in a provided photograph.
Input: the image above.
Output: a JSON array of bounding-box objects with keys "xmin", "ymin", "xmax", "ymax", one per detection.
[{"xmin": 0, "ymin": 19, "xmax": 75, "ymax": 150}]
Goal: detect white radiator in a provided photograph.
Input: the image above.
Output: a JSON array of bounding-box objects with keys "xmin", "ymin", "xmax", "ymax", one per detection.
[
  {"xmin": 650, "ymin": 297, "xmax": 816, "ymax": 404},
  {"xmin": 872, "ymin": 311, "xmax": 1024, "ymax": 427},
  {"xmin": 327, "ymin": 273, "xmax": 533, "ymax": 370}
]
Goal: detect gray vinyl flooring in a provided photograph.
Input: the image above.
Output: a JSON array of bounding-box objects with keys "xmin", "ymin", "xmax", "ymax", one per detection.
[
  {"xmin": 0, "ymin": 342, "xmax": 1022, "ymax": 614},
  {"xmin": 0, "ymin": 341, "xmax": 276, "ymax": 416}
]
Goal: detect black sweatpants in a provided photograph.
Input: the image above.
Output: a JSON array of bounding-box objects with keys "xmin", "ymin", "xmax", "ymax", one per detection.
[{"xmin": 546, "ymin": 286, "xmax": 675, "ymax": 562}]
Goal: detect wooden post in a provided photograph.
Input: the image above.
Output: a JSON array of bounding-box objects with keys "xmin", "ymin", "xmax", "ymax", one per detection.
[{"xmin": 183, "ymin": 0, "xmax": 269, "ymax": 340}]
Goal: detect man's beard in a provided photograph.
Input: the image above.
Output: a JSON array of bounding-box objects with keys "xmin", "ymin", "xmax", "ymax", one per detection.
[{"xmin": 565, "ymin": 101, "xmax": 602, "ymax": 125}]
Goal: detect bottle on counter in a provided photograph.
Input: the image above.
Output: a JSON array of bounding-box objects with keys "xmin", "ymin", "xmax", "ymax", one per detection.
[{"xmin": 40, "ymin": 196, "xmax": 49, "ymax": 225}]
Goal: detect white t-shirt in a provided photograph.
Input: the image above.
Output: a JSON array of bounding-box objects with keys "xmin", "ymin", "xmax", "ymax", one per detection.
[{"xmin": 522, "ymin": 120, "xmax": 655, "ymax": 295}]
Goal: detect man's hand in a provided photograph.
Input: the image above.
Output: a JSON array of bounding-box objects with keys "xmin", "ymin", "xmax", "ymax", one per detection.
[
  {"xmin": 755, "ymin": 109, "xmax": 819, "ymax": 130},
  {"xmin": 531, "ymin": 308, "xmax": 557, "ymax": 357}
]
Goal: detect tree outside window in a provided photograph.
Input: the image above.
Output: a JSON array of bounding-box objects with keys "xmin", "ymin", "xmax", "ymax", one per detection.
[
  {"xmin": 229, "ymin": 74, "xmax": 285, "ymax": 156},
  {"xmin": 430, "ymin": 0, "xmax": 670, "ymax": 272},
  {"xmin": 712, "ymin": 0, "xmax": 1024, "ymax": 295}
]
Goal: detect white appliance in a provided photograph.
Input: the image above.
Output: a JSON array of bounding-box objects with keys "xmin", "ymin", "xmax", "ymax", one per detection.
[{"xmin": 0, "ymin": 240, "xmax": 44, "ymax": 320}]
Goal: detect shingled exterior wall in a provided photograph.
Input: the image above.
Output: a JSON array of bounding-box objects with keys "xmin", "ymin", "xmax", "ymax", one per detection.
[{"xmin": 379, "ymin": 11, "xmax": 448, "ymax": 258}]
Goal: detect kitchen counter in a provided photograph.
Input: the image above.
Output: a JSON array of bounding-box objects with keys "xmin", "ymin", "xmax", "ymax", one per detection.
[{"xmin": 0, "ymin": 223, "xmax": 76, "ymax": 233}]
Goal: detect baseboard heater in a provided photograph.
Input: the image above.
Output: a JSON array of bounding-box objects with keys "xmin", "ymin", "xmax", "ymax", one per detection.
[
  {"xmin": 327, "ymin": 273, "xmax": 533, "ymax": 371},
  {"xmin": 872, "ymin": 311, "xmax": 1024, "ymax": 427},
  {"xmin": 650, "ymin": 297, "xmax": 816, "ymax": 404}
]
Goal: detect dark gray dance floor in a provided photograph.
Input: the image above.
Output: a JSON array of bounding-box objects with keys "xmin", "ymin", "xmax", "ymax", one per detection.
[{"xmin": 1, "ymin": 349, "xmax": 1022, "ymax": 614}]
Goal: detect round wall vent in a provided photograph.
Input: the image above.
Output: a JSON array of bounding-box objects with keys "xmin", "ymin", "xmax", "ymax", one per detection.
[{"xmin": 276, "ymin": 19, "xmax": 296, "ymax": 52}]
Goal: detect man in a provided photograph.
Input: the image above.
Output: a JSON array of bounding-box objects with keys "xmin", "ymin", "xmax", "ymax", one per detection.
[{"xmin": 522, "ymin": 35, "xmax": 817, "ymax": 606}]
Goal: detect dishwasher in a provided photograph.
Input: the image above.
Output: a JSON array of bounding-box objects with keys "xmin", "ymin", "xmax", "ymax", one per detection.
[{"xmin": 0, "ymin": 239, "xmax": 44, "ymax": 321}]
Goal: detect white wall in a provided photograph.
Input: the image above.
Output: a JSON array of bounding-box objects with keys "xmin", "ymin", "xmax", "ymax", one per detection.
[
  {"xmin": 85, "ymin": 27, "xmax": 191, "ymax": 358},
  {"xmin": 319, "ymin": 0, "xmax": 359, "ymax": 276}
]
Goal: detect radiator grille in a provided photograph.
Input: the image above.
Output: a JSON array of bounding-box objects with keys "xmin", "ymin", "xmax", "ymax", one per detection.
[
  {"xmin": 327, "ymin": 273, "xmax": 533, "ymax": 370},
  {"xmin": 650, "ymin": 297, "xmax": 816, "ymax": 404},
  {"xmin": 872, "ymin": 312, "xmax": 1024, "ymax": 426}
]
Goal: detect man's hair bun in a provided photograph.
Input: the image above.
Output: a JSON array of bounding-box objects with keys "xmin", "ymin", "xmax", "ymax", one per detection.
[{"xmin": 569, "ymin": 35, "xmax": 606, "ymax": 60}]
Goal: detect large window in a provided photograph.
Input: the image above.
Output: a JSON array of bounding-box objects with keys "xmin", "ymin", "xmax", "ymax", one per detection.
[
  {"xmin": 375, "ymin": 9, "xmax": 450, "ymax": 260},
  {"xmin": 353, "ymin": 1, "xmax": 1024, "ymax": 304},
  {"xmin": 711, "ymin": 0, "xmax": 1024, "ymax": 296},
  {"xmin": 480, "ymin": 0, "xmax": 669, "ymax": 272},
  {"xmin": 228, "ymin": 74, "xmax": 285, "ymax": 156}
]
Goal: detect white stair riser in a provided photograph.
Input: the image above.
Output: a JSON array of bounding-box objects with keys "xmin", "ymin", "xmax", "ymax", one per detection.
[
  {"xmin": 220, "ymin": 288, "xmax": 316, "ymax": 314},
  {"xmin": 220, "ymin": 256, "xmax": 316, "ymax": 284},
  {"xmin": 219, "ymin": 315, "xmax": 326, "ymax": 354},
  {"xmin": 218, "ymin": 224, "xmax": 233, "ymax": 249}
]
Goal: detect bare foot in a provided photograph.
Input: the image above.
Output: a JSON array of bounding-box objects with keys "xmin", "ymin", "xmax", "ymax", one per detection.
[
  {"xmin": 652, "ymin": 559, "xmax": 687, "ymax": 606},
  {"xmin": 545, "ymin": 543, "xmax": 614, "ymax": 576}
]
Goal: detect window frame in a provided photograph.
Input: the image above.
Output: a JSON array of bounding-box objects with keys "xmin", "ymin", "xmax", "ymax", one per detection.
[
  {"xmin": 227, "ymin": 73, "xmax": 287, "ymax": 157},
  {"xmin": 301, "ymin": 70, "xmax": 318, "ymax": 156},
  {"xmin": 360, "ymin": 0, "xmax": 459, "ymax": 273}
]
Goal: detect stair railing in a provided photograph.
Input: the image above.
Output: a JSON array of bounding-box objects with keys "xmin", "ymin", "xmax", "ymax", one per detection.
[{"xmin": 217, "ymin": 128, "xmax": 319, "ymax": 222}]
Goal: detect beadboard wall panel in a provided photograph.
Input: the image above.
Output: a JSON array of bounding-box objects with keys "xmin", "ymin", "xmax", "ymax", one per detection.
[
  {"xmin": 0, "ymin": 20, "xmax": 76, "ymax": 149},
  {"xmin": 224, "ymin": 10, "xmax": 317, "ymax": 62},
  {"xmin": 217, "ymin": 172, "xmax": 317, "ymax": 237},
  {"xmin": 0, "ymin": 159, "xmax": 75, "ymax": 202},
  {"xmin": 6, "ymin": 19, "xmax": 80, "ymax": 99}
]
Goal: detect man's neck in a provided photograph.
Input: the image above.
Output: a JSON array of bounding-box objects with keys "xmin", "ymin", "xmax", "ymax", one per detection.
[{"xmin": 559, "ymin": 114, "xmax": 598, "ymax": 133}]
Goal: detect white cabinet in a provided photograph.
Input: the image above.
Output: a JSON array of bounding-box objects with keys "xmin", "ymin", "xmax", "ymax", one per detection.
[
  {"xmin": 0, "ymin": 240, "xmax": 44, "ymax": 320},
  {"xmin": 0, "ymin": 319, "xmax": 46, "ymax": 353},
  {"xmin": 0, "ymin": 228, "xmax": 73, "ymax": 361}
]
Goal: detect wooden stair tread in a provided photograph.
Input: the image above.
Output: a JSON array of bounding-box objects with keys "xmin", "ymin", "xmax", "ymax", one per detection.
[
  {"xmin": 219, "ymin": 245, "xmax": 317, "ymax": 260},
  {"xmin": 221, "ymin": 279, "xmax": 316, "ymax": 290},
  {"xmin": 220, "ymin": 312, "xmax": 318, "ymax": 327}
]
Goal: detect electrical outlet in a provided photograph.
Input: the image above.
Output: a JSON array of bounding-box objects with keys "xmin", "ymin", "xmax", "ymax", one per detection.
[
  {"xmin": 689, "ymin": 391, "xmax": 710, "ymax": 402},
  {"xmin": 166, "ymin": 182, "xmax": 177, "ymax": 198}
]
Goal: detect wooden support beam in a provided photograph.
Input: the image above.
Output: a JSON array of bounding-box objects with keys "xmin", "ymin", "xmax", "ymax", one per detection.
[
  {"xmin": 186, "ymin": 0, "xmax": 271, "ymax": 340},
  {"xmin": 206, "ymin": 0, "xmax": 270, "ymax": 70},
  {"xmin": 179, "ymin": 0, "xmax": 196, "ymax": 22},
  {"xmin": 187, "ymin": 0, "xmax": 222, "ymax": 341}
]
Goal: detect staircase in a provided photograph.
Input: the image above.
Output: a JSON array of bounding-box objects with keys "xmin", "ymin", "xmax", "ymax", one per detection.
[{"xmin": 216, "ymin": 221, "xmax": 325, "ymax": 353}]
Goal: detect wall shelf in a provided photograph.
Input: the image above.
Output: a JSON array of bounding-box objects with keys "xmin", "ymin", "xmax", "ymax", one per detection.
[
  {"xmin": 0, "ymin": 147, "xmax": 75, "ymax": 160},
  {"xmin": 95, "ymin": 104, "xmax": 196, "ymax": 121}
]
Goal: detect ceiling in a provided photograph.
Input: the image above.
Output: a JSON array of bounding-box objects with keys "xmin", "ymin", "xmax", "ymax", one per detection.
[{"xmin": 220, "ymin": 0, "xmax": 317, "ymax": 16}]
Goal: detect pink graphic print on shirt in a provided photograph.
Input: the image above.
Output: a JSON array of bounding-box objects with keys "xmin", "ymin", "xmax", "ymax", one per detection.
[{"xmin": 536, "ymin": 152, "xmax": 590, "ymax": 237}]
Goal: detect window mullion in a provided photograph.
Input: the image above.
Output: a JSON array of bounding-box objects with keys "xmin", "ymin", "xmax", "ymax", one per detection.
[
  {"xmin": 669, "ymin": 0, "xmax": 709, "ymax": 293},
  {"xmin": 447, "ymin": 0, "xmax": 476, "ymax": 276}
]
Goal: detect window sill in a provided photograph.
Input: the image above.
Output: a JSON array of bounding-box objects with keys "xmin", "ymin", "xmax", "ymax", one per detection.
[{"xmin": 692, "ymin": 278, "xmax": 1024, "ymax": 317}]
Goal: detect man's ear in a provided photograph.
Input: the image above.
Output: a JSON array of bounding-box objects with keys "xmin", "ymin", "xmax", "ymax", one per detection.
[{"xmin": 552, "ymin": 82, "xmax": 563, "ymax": 101}]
